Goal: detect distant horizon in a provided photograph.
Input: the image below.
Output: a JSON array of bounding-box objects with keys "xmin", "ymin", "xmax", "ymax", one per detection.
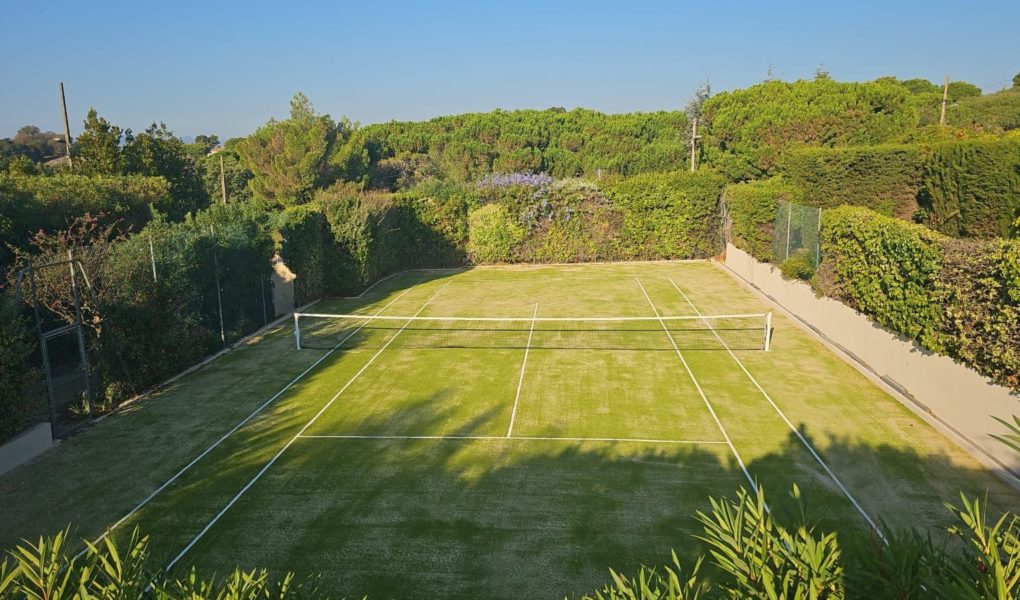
[{"xmin": 2, "ymin": 0, "xmax": 1018, "ymax": 140}]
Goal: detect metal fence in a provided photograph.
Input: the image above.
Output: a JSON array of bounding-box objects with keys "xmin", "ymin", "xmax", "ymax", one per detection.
[
  {"xmin": 13, "ymin": 227, "xmax": 275, "ymax": 439},
  {"xmin": 773, "ymin": 200, "xmax": 822, "ymax": 267}
]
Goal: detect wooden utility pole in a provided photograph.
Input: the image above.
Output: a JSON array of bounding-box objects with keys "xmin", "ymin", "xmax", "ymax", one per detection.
[
  {"xmin": 940, "ymin": 75, "xmax": 949, "ymax": 126},
  {"xmin": 59, "ymin": 82, "xmax": 73, "ymax": 168},
  {"xmin": 219, "ymin": 154, "xmax": 227, "ymax": 204},
  {"xmin": 689, "ymin": 117, "xmax": 699, "ymax": 172}
]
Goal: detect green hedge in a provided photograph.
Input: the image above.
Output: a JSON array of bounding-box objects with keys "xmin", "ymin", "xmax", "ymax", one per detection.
[
  {"xmin": 274, "ymin": 205, "xmax": 347, "ymax": 305},
  {"xmin": 0, "ymin": 295, "xmax": 40, "ymax": 442},
  {"xmin": 920, "ymin": 138, "xmax": 1020, "ymax": 238},
  {"xmin": 606, "ymin": 171, "xmax": 726, "ymax": 259},
  {"xmin": 467, "ymin": 204, "xmax": 523, "ymax": 262},
  {"xmin": 90, "ymin": 205, "xmax": 274, "ymax": 403},
  {"xmin": 781, "ymin": 144, "xmax": 922, "ymax": 217},
  {"xmin": 722, "ymin": 177, "xmax": 803, "ymax": 261},
  {"xmin": 819, "ymin": 205, "xmax": 1020, "ymax": 389}
]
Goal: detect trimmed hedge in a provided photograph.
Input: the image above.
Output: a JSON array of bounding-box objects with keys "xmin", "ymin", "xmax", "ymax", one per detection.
[
  {"xmin": 0, "ymin": 295, "xmax": 39, "ymax": 441},
  {"xmin": 606, "ymin": 171, "xmax": 726, "ymax": 260},
  {"xmin": 274, "ymin": 205, "xmax": 346, "ymax": 305},
  {"xmin": 781, "ymin": 144, "xmax": 922, "ymax": 218},
  {"xmin": 920, "ymin": 138, "xmax": 1020, "ymax": 238},
  {"xmin": 819, "ymin": 205, "xmax": 1020, "ymax": 389},
  {"xmin": 722, "ymin": 177, "xmax": 803, "ymax": 261}
]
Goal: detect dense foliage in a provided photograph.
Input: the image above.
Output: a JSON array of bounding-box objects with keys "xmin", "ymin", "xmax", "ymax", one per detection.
[
  {"xmin": 919, "ymin": 137, "xmax": 1020, "ymax": 237},
  {"xmin": 362, "ymin": 108, "xmax": 687, "ymax": 183},
  {"xmin": 700, "ymin": 79, "xmax": 919, "ymax": 180},
  {"xmin": 0, "ymin": 294, "xmax": 39, "ymax": 441},
  {"xmin": 818, "ymin": 206, "xmax": 1020, "ymax": 389},
  {"xmin": 781, "ymin": 144, "xmax": 922, "ymax": 217},
  {"xmin": 236, "ymin": 94, "xmax": 369, "ymax": 207},
  {"xmin": 0, "ymin": 173, "xmax": 171, "ymax": 271},
  {"xmin": 722, "ymin": 177, "xmax": 803, "ymax": 261}
]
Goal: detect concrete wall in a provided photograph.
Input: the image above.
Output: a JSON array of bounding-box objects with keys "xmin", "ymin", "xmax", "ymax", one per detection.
[
  {"xmin": 722, "ymin": 242, "xmax": 1020, "ymax": 482},
  {"xmin": 0, "ymin": 423, "xmax": 54, "ymax": 476}
]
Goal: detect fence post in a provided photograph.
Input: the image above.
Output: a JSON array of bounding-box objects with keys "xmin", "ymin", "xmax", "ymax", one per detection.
[
  {"xmin": 260, "ymin": 275, "xmax": 268, "ymax": 326},
  {"xmin": 210, "ymin": 224, "xmax": 226, "ymax": 347},
  {"xmin": 785, "ymin": 201, "xmax": 793, "ymax": 261},
  {"xmin": 27, "ymin": 260, "xmax": 58, "ymax": 433},
  {"xmin": 148, "ymin": 235, "xmax": 158, "ymax": 283},
  {"xmin": 68, "ymin": 248, "xmax": 93, "ymax": 412},
  {"xmin": 816, "ymin": 207, "xmax": 822, "ymax": 267},
  {"xmin": 764, "ymin": 312, "xmax": 773, "ymax": 352},
  {"xmin": 294, "ymin": 312, "xmax": 301, "ymax": 350}
]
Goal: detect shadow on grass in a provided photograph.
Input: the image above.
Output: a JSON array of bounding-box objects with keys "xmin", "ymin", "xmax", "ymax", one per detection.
[{"xmin": 161, "ymin": 391, "xmax": 1020, "ymax": 600}]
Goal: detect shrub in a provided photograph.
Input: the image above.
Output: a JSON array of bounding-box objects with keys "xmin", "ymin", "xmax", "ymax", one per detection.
[
  {"xmin": 779, "ymin": 249, "xmax": 816, "ymax": 281},
  {"xmin": 0, "ymin": 294, "xmax": 39, "ymax": 443},
  {"xmin": 919, "ymin": 137, "xmax": 1020, "ymax": 237},
  {"xmin": 819, "ymin": 206, "xmax": 943, "ymax": 341},
  {"xmin": 781, "ymin": 144, "xmax": 922, "ymax": 218},
  {"xmin": 700, "ymin": 78, "xmax": 919, "ymax": 179},
  {"xmin": 819, "ymin": 206, "xmax": 1020, "ymax": 389},
  {"xmin": 933, "ymin": 238, "xmax": 1020, "ymax": 388},
  {"xmin": 467, "ymin": 204, "xmax": 523, "ymax": 263},
  {"xmin": 722, "ymin": 177, "xmax": 803, "ymax": 261},
  {"xmin": 274, "ymin": 205, "xmax": 346, "ymax": 304},
  {"xmin": 605, "ymin": 171, "xmax": 726, "ymax": 259}
]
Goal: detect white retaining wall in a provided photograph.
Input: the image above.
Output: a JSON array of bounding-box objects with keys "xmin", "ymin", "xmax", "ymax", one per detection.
[
  {"xmin": 0, "ymin": 423, "xmax": 54, "ymax": 476},
  {"xmin": 721, "ymin": 242, "xmax": 1020, "ymax": 482}
]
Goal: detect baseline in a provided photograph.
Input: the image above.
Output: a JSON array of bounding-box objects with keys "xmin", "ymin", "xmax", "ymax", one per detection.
[{"xmin": 297, "ymin": 434, "xmax": 728, "ymax": 445}]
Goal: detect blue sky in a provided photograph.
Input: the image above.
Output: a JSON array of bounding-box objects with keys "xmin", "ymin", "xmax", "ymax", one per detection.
[{"xmin": 2, "ymin": 0, "xmax": 1018, "ymax": 139}]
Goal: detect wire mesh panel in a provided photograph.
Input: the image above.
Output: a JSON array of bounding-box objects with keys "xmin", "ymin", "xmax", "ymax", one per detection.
[
  {"xmin": 294, "ymin": 313, "xmax": 772, "ymax": 352},
  {"xmin": 773, "ymin": 201, "xmax": 822, "ymax": 265},
  {"xmin": 41, "ymin": 326, "xmax": 93, "ymax": 436}
]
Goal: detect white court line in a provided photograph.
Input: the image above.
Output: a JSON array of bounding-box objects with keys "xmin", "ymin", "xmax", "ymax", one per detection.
[
  {"xmin": 506, "ymin": 303, "xmax": 539, "ymax": 437},
  {"xmin": 298, "ymin": 434, "xmax": 728, "ymax": 445},
  {"xmin": 76, "ymin": 284, "xmax": 418, "ymax": 558},
  {"xmin": 635, "ymin": 278, "xmax": 760, "ymax": 495},
  {"xmin": 668, "ymin": 277, "xmax": 886, "ymax": 542},
  {"xmin": 164, "ymin": 282, "xmax": 451, "ymax": 572}
]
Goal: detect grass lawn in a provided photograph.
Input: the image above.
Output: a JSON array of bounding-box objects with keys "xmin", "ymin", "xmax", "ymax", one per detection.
[{"xmin": 2, "ymin": 262, "xmax": 1017, "ymax": 599}]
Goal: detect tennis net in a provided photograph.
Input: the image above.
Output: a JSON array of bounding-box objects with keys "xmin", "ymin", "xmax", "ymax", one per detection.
[{"xmin": 293, "ymin": 312, "xmax": 773, "ymax": 352}]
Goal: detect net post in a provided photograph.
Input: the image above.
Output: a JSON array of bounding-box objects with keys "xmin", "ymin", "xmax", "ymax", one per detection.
[
  {"xmin": 294, "ymin": 312, "xmax": 301, "ymax": 350},
  {"xmin": 764, "ymin": 312, "xmax": 773, "ymax": 352}
]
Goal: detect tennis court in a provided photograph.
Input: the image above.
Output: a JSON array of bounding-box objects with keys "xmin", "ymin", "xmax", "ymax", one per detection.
[{"xmin": 3, "ymin": 261, "xmax": 1018, "ymax": 599}]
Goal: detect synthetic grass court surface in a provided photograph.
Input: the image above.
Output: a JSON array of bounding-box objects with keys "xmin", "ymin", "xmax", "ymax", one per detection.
[{"xmin": 2, "ymin": 262, "xmax": 1019, "ymax": 598}]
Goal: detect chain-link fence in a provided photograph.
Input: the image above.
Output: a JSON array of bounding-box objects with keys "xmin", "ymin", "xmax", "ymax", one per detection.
[
  {"xmin": 773, "ymin": 200, "xmax": 823, "ymax": 268},
  {"xmin": 12, "ymin": 223, "xmax": 275, "ymax": 439}
]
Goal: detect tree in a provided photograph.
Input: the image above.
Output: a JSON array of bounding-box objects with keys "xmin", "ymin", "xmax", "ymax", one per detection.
[
  {"xmin": 236, "ymin": 93, "xmax": 349, "ymax": 206},
  {"xmin": 1013, "ymin": 71, "xmax": 1020, "ymax": 89},
  {"xmin": 193, "ymin": 134, "xmax": 220, "ymax": 153},
  {"xmin": 947, "ymin": 81, "xmax": 982, "ymax": 101},
  {"xmin": 123, "ymin": 123, "xmax": 209, "ymax": 218},
  {"xmin": 75, "ymin": 109, "xmax": 123, "ymax": 175},
  {"xmin": 196, "ymin": 149, "xmax": 254, "ymax": 204}
]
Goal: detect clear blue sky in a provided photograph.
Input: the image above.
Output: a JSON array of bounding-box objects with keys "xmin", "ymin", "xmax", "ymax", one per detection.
[{"xmin": 2, "ymin": 0, "xmax": 1018, "ymax": 140}]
